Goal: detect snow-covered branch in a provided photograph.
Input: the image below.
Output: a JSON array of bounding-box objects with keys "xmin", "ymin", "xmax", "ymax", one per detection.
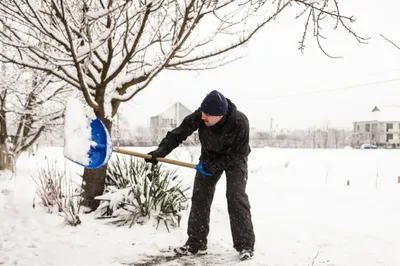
[{"xmin": 0, "ymin": 0, "xmax": 366, "ymax": 118}]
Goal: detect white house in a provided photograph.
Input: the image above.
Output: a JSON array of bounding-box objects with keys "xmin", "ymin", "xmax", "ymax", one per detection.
[
  {"xmin": 353, "ymin": 106, "xmax": 400, "ymax": 148},
  {"xmin": 150, "ymin": 102, "xmax": 198, "ymax": 143}
]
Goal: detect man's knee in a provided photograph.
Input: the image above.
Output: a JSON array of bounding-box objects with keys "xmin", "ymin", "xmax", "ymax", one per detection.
[
  {"xmin": 226, "ymin": 180, "xmax": 248, "ymax": 202},
  {"xmin": 226, "ymin": 186, "xmax": 248, "ymax": 204},
  {"xmin": 225, "ymin": 165, "xmax": 250, "ymax": 207}
]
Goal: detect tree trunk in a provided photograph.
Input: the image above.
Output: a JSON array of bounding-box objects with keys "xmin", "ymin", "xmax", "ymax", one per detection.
[
  {"xmin": 81, "ymin": 166, "xmax": 107, "ymax": 211},
  {"xmin": 0, "ymin": 144, "xmax": 13, "ymax": 171},
  {"xmin": 80, "ymin": 117, "xmax": 112, "ymax": 212},
  {"xmin": 0, "ymin": 109, "xmax": 13, "ymax": 171}
]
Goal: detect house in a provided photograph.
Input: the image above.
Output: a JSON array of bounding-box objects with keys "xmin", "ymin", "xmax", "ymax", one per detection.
[
  {"xmin": 150, "ymin": 102, "xmax": 198, "ymax": 144},
  {"xmin": 352, "ymin": 106, "xmax": 400, "ymax": 148}
]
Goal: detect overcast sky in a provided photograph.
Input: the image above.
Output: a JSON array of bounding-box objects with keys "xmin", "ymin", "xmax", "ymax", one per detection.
[{"xmin": 120, "ymin": 0, "xmax": 400, "ymax": 131}]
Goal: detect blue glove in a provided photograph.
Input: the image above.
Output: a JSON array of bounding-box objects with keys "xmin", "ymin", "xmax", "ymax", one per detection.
[
  {"xmin": 195, "ymin": 160, "xmax": 223, "ymax": 177},
  {"xmin": 195, "ymin": 162, "xmax": 211, "ymax": 176}
]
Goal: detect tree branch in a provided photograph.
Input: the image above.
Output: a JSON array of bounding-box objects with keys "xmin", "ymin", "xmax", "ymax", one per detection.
[{"xmin": 380, "ymin": 34, "xmax": 400, "ymax": 51}]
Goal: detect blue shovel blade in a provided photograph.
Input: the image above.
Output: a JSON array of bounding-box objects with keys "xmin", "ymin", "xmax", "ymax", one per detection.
[{"xmin": 85, "ymin": 118, "xmax": 113, "ymax": 169}]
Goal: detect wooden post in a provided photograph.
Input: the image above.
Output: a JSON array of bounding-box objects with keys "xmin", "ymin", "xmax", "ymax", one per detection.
[
  {"xmin": 398, "ymin": 176, "xmax": 400, "ymax": 184},
  {"xmin": 347, "ymin": 180, "xmax": 350, "ymax": 186}
]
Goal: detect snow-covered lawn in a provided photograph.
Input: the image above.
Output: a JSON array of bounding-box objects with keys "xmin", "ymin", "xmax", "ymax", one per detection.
[{"xmin": 1, "ymin": 146, "xmax": 400, "ymax": 266}]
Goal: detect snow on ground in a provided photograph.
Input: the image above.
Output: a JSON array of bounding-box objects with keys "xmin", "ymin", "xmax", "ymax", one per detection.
[{"xmin": 1, "ymin": 146, "xmax": 400, "ymax": 266}]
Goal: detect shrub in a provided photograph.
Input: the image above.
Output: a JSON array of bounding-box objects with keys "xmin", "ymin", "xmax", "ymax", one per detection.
[
  {"xmin": 95, "ymin": 155, "xmax": 190, "ymax": 232},
  {"xmin": 32, "ymin": 159, "xmax": 82, "ymax": 226}
]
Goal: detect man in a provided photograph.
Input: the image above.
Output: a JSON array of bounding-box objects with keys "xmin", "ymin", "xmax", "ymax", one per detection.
[{"xmin": 145, "ymin": 90, "xmax": 255, "ymax": 261}]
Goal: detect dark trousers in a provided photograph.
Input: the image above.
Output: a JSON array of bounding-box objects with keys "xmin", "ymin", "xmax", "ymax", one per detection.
[{"xmin": 185, "ymin": 165, "xmax": 255, "ymax": 252}]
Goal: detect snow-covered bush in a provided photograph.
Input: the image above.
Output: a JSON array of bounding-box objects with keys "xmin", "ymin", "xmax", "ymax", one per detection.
[
  {"xmin": 95, "ymin": 156, "xmax": 190, "ymax": 232},
  {"xmin": 32, "ymin": 159, "xmax": 81, "ymax": 226}
]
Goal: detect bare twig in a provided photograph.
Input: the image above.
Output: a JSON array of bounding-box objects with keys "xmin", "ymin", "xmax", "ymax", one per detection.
[
  {"xmin": 310, "ymin": 245, "xmax": 325, "ymax": 266},
  {"xmin": 380, "ymin": 34, "xmax": 400, "ymax": 50}
]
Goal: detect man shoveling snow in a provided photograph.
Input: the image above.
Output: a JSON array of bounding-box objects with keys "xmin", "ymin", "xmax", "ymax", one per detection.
[{"xmin": 145, "ymin": 90, "xmax": 255, "ymax": 261}]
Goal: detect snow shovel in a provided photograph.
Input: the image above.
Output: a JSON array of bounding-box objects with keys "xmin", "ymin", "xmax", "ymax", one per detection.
[{"xmin": 64, "ymin": 117, "xmax": 210, "ymax": 176}]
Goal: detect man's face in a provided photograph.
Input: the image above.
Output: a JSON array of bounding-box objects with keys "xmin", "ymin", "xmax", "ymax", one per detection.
[{"xmin": 201, "ymin": 112, "xmax": 223, "ymax": 126}]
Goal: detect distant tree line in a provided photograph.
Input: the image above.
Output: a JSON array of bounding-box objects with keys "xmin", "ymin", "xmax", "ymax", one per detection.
[
  {"xmin": 38, "ymin": 121, "xmax": 355, "ymax": 149},
  {"xmin": 250, "ymin": 126, "xmax": 353, "ymax": 149}
]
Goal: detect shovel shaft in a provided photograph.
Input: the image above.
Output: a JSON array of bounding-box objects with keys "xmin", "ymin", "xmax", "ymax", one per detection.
[{"xmin": 113, "ymin": 147, "xmax": 197, "ymax": 169}]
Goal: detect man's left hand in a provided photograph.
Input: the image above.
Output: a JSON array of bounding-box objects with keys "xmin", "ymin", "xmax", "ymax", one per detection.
[{"xmin": 196, "ymin": 160, "xmax": 222, "ymax": 176}]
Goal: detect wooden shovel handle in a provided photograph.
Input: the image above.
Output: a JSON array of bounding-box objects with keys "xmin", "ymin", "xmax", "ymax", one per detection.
[{"xmin": 113, "ymin": 147, "xmax": 196, "ymax": 169}]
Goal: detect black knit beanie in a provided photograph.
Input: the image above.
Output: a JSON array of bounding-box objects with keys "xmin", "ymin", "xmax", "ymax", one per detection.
[{"xmin": 200, "ymin": 90, "xmax": 228, "ymax": 116}]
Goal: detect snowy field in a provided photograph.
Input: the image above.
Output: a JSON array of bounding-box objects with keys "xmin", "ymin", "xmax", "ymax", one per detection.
[{"xmin": 1, "ymin": 146, "xmax": 400, "ymax": 266}]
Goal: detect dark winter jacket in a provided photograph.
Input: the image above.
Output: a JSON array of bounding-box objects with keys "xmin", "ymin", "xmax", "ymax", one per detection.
[{"xmin": 156, "ymin": 99, "xmax": 251, "ymax": 171}]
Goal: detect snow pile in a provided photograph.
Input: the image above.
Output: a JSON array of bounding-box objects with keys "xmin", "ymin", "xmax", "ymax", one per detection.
[{"xmin": 63, "ymin": 97, "xmax": 96, "ymax": 166}]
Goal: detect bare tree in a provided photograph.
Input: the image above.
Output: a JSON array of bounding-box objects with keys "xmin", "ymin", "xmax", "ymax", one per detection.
[
  {"xmin": 131, "ymin": 125, "xmax": 153, "ymax": 146},
  {"xmin": 320, "ymin": 121, "xmax": 330, "ymax": 148},
  {"xmin": 307, "ymin": 127, "xmax": 317, "ymax": 148},
  {"xmin": 0, "ymin": 65, "xmax": 71, "ymax": 170},
  {"xmin": 185, "ymin": 146, "xmax": 200, "ymax": 163},
  {"xmin": 0, "ymin": 0, "xmax": 366, "ymax": 210},
  {"xmin": 331, "ymin": 128, "xmax": 341, "ymax": 148},
  {"xmin": 0, "ymin": 63, "xmax": 18, "ymax": 170}
]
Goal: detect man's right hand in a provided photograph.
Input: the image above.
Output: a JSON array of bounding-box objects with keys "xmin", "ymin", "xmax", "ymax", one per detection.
[{"xmin": 145, "ymin": 149, "xmax": 164, "ymax": 165}]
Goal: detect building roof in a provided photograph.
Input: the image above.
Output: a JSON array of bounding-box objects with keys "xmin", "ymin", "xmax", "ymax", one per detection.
[
  {"xmin": 355, "ymin": 106, "xmax": 400, "ymax": 122},
  {"xmin": 150, "ymin": 101, "xmax": 193, "ymax": 117}
]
